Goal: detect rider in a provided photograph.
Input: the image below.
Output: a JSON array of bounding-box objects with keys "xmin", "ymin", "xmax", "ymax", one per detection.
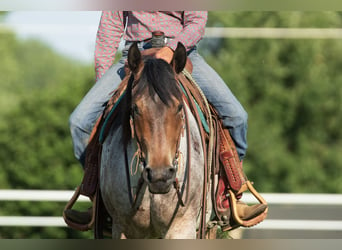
[{"xmin": 65, "ymin": 11, "xmax": 267, "ymax": 229}]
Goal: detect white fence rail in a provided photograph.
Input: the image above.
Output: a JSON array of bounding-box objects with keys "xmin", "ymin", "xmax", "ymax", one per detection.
[
  {"xmin": 205, "ymin": 27, "xmax": 342, "ymax": 39},
  {"xmin": 2, "ymin": 24, "xmax": 342, "ymax": 39},
  {"xmin": 0, "ymin": 189, "xmax": 88, "ymax": 202},
  {"xmin": 0, "ymin": 190, "xmax": 342, "ymax": 232}
]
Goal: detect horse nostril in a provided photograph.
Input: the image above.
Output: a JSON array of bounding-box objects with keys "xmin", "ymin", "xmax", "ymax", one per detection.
[
  {"xmin": 144, "ymin": 166, "xmax": 176, "ymax": 183},
  {"xmin": 145, "ymin": 167, "xmax": 153, "ymax": 182},
  {"xmin": 167, "ymin": 167, "xmax": 177, "ymax": 179}
]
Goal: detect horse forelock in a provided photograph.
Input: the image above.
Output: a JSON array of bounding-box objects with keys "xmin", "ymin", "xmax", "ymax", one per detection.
[{"xmin": 135, "ymin": 58, "xmax": 182, "ymax": 106}]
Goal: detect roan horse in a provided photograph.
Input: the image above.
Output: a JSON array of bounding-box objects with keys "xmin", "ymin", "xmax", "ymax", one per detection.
[{"xmin": 99, "ymin": 42, "xmax": 211, "ymax": 238}]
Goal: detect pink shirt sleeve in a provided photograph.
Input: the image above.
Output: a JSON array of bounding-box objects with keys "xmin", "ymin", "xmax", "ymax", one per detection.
[
  {"xmin": 94, "ymin": 11, "xmax": 208, "ymax": 81},
  {"xmin": 167, "ymin": 11, "xmax": 208, "ymax": 51},
  {"xmin": 95, "ymin": 11, "xmax": 125, "ymax": 81}
]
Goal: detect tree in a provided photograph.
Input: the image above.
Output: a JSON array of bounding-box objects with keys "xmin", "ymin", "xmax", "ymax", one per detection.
[
  {"xmin": 0, "ymin": 30, "xmax": 94, "ymax": 238},
  {"xmin": 201, "ymin": 11, "xmax": 342, "ymax": 193}
]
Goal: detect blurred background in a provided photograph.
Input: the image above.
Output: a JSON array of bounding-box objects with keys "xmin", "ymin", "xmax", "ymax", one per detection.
[{"xmin": 0, "ymin": 11, "xmax": 341, "ymax": 239}]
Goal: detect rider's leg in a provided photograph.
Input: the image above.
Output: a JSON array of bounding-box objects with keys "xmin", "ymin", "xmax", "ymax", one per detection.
[
  {"xmin": 187, "ymin": 47, "xmax": 247, "ymax": 160},
  {"xmin": 69, "ymin": 57, "xmax": 126, "ymax": 167},
  {"xmin": 66, "ymin": 51, "xmax": 127, "ymax": 225},
  {"xmin": 188, "ymin": 47, "xmax": 267, "ymax": 223}
]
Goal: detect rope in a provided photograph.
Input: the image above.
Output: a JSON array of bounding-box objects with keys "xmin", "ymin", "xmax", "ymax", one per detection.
[
  {"xmin": 182, "ymin": 69, "xmax": 215, "ymax": 238},
  {"xmin": 182, "ymin": 69, "xmax": 214, "ymax": 187}
]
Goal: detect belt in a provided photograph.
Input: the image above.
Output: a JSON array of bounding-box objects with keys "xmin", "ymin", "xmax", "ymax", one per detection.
[
  {"xmin": 144, "ymin": 36, "xmax": 174, "ymax": 44},
  {"xmin": 125, "ymin": 37, "xmax": 174, "ymax": 49}
]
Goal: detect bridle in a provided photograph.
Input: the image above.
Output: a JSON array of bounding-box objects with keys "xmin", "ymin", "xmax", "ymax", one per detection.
[
  {"xmin": 129, "ymin": 109, "xmax": 184, "ymax": 174},
  {"xmin": 124, "ymin": 74, "xmax": 190, "ymax": 208},
  {"xmin": 121, "ymin": 66, "xmax": 209, "ymax": 238}
]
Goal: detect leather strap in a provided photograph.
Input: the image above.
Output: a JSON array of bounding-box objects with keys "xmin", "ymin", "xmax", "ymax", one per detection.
[
  {"xmin": 176, "ymin": 72, "xmax": 209, "ymax": 239},
  {"xmin": 218, "ymin": 125, "xmax": 247, "ymax": 193},
  {"xmin": 94, "ymin": 188, "xmax": 112, "ymax": 238}
]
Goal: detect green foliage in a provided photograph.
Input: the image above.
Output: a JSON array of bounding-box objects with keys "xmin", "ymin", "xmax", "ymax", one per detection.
[
  {"xmin": 203, "ymin": 11, "xmax": 342, "ymax": 193},
  {"xmin": 0, "ymin": 29, "xmax": 94, "ymax": 238}
]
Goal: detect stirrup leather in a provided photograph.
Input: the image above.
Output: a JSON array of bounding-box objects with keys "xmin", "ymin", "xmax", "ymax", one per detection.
[{"xmin": 217, "ymin": 120, "xmax": 268, "ymax": 228}]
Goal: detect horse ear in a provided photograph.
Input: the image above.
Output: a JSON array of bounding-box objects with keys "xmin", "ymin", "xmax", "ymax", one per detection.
[
  {"xmin": 127, "ymin": 42, "xmax": 142, "ymax": 73},
  {"xmin": 171, "ymin": 42, "xmax": 187, "ymax": 74}
]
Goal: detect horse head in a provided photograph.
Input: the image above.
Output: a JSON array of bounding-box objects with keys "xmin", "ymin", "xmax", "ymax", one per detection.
[{"xmin": 125, "ymin": 42, "xmax": 187, "ymax": 194}]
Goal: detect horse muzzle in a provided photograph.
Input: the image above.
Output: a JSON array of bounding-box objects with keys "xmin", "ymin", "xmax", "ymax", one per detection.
[{"xmin": 142, "ymin": 165, "xmax": 177, "ymax": 194}]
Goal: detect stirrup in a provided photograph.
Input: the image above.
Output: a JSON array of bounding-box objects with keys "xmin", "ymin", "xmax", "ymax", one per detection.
[
  {"xmin": 229, "ymin": 181, "xmax": 268, "ymax": 227},
  {"xmin": 63, "ymin": 186, "xmax": 96, "ymax": 231}
]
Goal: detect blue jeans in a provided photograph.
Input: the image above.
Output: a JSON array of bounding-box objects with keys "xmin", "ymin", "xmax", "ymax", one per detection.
[{"xmin": 69, "ymin": 43, "xmax": 248, "ymax": 166}]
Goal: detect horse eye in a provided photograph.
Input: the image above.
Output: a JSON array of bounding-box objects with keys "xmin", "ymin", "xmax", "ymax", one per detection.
[
  {"xmin": 132, "ymin": 104, "xmax": 139, "ymax": 116},
  {"xmin": 177, "ymin": 104, "xmax": 183, "ymax": 113}
]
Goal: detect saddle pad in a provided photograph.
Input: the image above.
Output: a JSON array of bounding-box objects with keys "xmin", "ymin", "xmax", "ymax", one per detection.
[
  {"xmin": 179, "ymin": 82, "xmax": 210, "ymax": 134},
  {"xmin": 99, "ymin": 91, "xmax": 126, "ymax": 144}
]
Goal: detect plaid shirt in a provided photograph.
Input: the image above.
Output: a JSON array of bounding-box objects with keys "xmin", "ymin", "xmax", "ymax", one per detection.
[{"xmin": 95, "ymin": 11, "xmax": 208, "ymax": 80}]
